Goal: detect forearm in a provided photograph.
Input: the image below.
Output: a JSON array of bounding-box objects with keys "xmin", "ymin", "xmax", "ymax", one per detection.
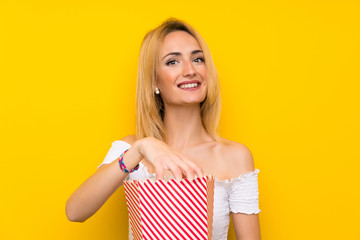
[{"xmin": 65, "ymin": 140, "xmax": 143, "ymax": 222}]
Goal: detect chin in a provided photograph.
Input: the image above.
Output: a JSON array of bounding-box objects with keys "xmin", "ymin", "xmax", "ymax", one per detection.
[{"xmin": 182, "ymin": 97, "xmax": 206, "ymax": 105}]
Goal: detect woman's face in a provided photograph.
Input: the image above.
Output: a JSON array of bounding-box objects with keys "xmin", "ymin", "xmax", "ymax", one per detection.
[{"xmin": 156, "ymin": 31, "xmax": 207, "ymax": 107}]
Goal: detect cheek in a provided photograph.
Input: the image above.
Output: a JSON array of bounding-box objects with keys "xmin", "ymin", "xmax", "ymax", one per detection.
[
  {"xmin": 203, "ymin": 69, "xmax": 207, "ymax": 80},
  {"xmin": 200, "ymin": 66, "xmax": 207, "ymax": 82},
  {"xmin": 157, "ymin": 69, "xmax": 177, "ymax": 86},
  {"xmin": 200, "ymin": 67, "xmax": 208, "ymax": 93}
]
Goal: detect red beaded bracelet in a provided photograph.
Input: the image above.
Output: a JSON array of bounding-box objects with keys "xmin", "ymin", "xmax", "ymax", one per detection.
[{"xmin": 119, "ymin": 149, "xmax": 139, "ymax": 173}]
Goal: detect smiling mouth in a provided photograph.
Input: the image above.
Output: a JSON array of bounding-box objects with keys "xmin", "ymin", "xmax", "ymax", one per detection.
[{"xmin": 178, "ymin": 82, "xmax": 201, "ymax": 89}]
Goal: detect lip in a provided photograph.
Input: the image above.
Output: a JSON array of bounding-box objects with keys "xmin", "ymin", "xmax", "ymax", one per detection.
[{"xmin": 177, "ymin": 80, "xmax": 201, "ymax": 91}]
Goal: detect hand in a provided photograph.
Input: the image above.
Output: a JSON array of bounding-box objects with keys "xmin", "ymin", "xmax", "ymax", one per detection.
[{"xmin": 138, "ymin": 137, "xmax": 204, "ymax": 181}]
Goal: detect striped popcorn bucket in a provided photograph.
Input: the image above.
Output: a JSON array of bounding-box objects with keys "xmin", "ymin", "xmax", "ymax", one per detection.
[{"xmin": 124, "ymin": 175, "xmax": 215, "ymax": 240}]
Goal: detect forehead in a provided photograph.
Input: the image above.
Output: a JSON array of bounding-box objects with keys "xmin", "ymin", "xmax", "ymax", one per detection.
[{"xmin": 159, "ymin": 31, "xmax": 201, "ymax": 56}]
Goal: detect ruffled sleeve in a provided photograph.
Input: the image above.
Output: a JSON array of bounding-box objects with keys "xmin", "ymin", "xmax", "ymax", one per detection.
[
  {"xmin": 228, "ymin": 169, "xmax": 261, "ymax": 214},
  {"xmin": 97, "ymin": 140, "xmax": 131, "ymax": 169}
]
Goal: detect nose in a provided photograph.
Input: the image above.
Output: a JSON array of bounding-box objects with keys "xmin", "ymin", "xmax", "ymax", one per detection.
[{"xmin": 182, "ymin": 60, "xmax": 196, "ymax": 77}]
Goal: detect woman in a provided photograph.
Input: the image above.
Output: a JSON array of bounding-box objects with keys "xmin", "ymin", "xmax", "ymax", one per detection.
[{"xmin": 66, "ymin": 18, "xmax": 261, "ymax": 240}]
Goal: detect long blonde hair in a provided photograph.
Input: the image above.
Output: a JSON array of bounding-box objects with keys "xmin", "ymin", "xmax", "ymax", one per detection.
[{"xmin": 136, "ymin": 17, "xmax": 225, "ymax": 144}]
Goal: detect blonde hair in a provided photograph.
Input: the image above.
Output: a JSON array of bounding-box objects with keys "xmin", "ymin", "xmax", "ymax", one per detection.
[{"xmin": 136, "ymin": 17, "xmax": 226, "ymax": 144}]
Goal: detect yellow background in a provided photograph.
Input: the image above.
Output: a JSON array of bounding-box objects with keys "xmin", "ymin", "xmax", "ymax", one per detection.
[{"xmin": 1, "ymin": 0, "xmax": 359, "ymax": 239}]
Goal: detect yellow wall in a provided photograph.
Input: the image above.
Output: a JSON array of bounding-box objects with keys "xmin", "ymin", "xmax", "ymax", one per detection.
[{"xmin": 1, "ymin": 0, "xmax": 359, "ymax": 239}]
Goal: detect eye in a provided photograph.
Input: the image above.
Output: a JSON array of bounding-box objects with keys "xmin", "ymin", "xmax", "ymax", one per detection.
[
  {"xmin": 194, "ymin": 57, "xmax": 205, "ymax": 63},
  {"xmin": 166, "ymin": 59, "xmax": 177, "ymax": 66}
]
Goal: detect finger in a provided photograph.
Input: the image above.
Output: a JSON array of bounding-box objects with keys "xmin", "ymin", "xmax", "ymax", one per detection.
[
  {"xmin": 172, "ymin": 153, "xmax": 198, "ymax": 180},
  {"xmin": 176, "ymin": 159, "xmax": 196, "ymax": 181},
  {"xmin": 166, "ymin": 160, "xmax": 183, "ymax": 181},
  {"xmin": 155, "ymin": 166, "xmax": 164, "ymax": 180},
  {"xmin": 183, "ymin": 159, "xmax": 204, "ymax": 179}
]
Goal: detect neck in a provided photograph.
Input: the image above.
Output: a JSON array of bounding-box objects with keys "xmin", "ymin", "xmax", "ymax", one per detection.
[{"xmin": 163, "ymin": 103, "xmax": 213, "ymax": 151}]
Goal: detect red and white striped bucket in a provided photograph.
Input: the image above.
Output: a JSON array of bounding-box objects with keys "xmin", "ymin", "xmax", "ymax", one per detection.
[{"xmin": 124, "ymin": 175, "xmax": 215, "ymax": 240}]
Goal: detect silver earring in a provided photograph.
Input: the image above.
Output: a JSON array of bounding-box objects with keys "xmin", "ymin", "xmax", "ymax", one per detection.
[{"xmin": 155, "ymin": 87, "xmax": 160, "ymax": 94}]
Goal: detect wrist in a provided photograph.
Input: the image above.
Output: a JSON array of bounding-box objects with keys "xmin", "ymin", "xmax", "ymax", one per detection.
[
  {"xmin": 119, "ymin": 139, "xmax": 144, "ymax": 173},
  {"xmin": 134, "ymin": 137, "xmax": 147, "ymax": 156},
  {"xmin": 119, "ymin": 149, "xmax": 139, "ymax": 173}
]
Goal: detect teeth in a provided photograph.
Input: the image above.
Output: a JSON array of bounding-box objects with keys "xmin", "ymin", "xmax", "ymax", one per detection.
[{"xmin": 179, "ymin": 83, "xmax": 199, "ymax": 89}]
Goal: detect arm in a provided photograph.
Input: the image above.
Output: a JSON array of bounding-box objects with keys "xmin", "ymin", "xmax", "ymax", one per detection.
[
  {"xmin": 228, "ymin": 142, "xmax": 261, "ymax": 240},
  {"xmin": 233, "ymin": 213, "xmax": 261, "ymax": 240},
  {"xmin": 65, "ymin": 136, "xmax": 142, "ymax": 222},
  {"xmin": 65, "ymin": 136, "xmax": 203, "ymax": 222}
]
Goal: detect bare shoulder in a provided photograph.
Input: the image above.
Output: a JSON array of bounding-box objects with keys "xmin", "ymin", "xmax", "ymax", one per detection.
[
  {"xmin": 120, "ymin": 134, "xmax": 137, "ymax": 145},
  {"xmin": 216, "ymin": 138, "xmax": 255, "ymax": 177}
]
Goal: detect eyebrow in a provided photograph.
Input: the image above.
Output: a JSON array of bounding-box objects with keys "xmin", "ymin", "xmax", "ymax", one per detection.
[{"xmin": 162, "ymin": 50, "xmax": 203, "ymax": 60}]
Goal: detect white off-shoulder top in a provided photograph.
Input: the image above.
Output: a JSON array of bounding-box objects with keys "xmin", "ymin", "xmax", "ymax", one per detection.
[{"xmin": 98, "ymin": 140, "xmax": 261, "ymax": 240}]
